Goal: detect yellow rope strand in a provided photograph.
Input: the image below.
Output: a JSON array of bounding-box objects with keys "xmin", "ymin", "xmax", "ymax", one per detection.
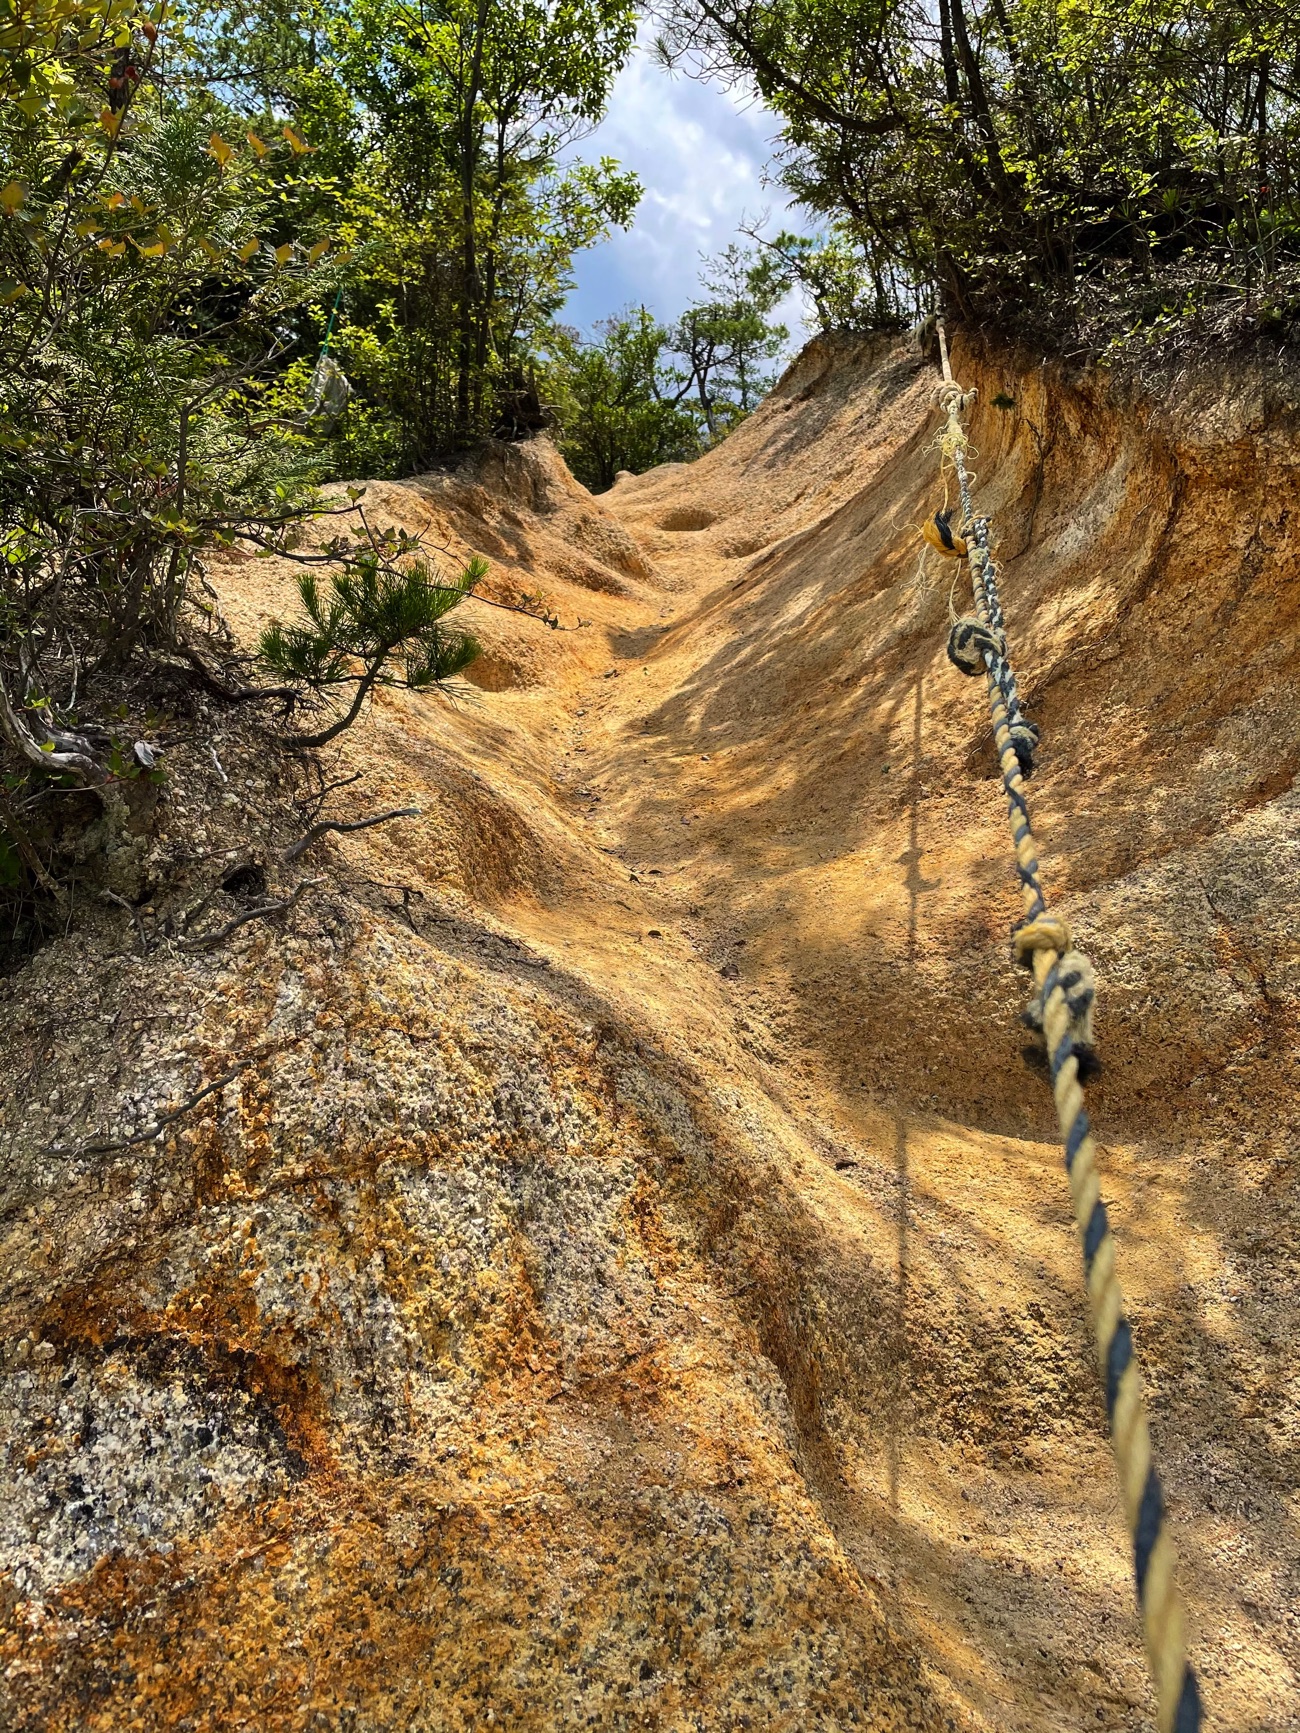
[{"xmin": 932, "ymin": 324, "xmax": 1201, "ymax": 1733}]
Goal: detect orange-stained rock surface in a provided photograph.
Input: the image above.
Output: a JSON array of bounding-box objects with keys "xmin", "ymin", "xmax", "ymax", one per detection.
[{"xmin": 1, "ymin": 334, "xmax": 1297, "ymax": 1732}]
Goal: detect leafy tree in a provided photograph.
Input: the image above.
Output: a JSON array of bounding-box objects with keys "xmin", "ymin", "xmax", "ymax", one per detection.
[
  {"xmin": 657, "ymin": 0, "xmax": 1300, "ymax": 351},
  {"xmin": 325, "ymin": 151, "xmax": 639, "ymax": 473},
  {"xmin": 1, "ymin": 113, "xmax": 332, "ymax": 648},
  {"xmin": 744, "ymin": 227, "xmax": 882, "ymax": 334},
  {"xmin": 667, "ymin": 242, "xmax": 788, "ymax": 437},
  {"xmin": 0, "ymin": 0, "xmax": 338, "ymax": 945},
  {"xmin": 220, "ymin": 0, "xmax": 642, "ymax": 470},
  {"xmin": 175, "ymin": 0, "xmax": 643, "ymax": 472},
  {"xmin": 0, "ymin": 0, "xmax": 339, "ymax": 676},
  {"xmin": 260, "ymin": 549, "xmax": 486, "ymax": 745},
  {"xmin": 550, "ymin": 245, "xmax": 789, "ymax": 488},
  {"xmin": 546, "ymin": 307, "xmax": 701, "ymax": 490}
]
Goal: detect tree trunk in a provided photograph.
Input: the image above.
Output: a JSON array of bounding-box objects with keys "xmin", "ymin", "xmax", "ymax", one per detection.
[
  {"xmin": 948, "ymin": 0, "xmax": 1012, "ymax": 197},
  {"xmin": 936, "ymin": 0, "xmax": 961, "ymax": 107},
  {"xmin": 455, "ymin": 0, "xmax": 491, "ymax": 439},
  {"xmin": 289, "ymin": 657, "xmax": 386, "ymax": 750}
]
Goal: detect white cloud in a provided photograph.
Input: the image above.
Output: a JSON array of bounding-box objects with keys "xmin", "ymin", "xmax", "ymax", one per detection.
[{"xmin": 560, "ymin": 31, "xmax": 808, "ymax": 341}]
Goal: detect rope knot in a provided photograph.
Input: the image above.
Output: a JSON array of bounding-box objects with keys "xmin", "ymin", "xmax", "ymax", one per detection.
[
  {"xmin": 946, "ymin": 614, "xmax": 1005, "ymax": 676},
  {"xmin": 934, "ymin": 381, "xmax": 975, "ymax": 416},
  {"xmin": 1021, "ymin": 944, "xmax": 1100, "ymax": 1083},
  {"xmin": 1008, "ymin": 717, "xmax": 1041, "ymax": 773},
  {"xmin": 1012, "ymin": 914, "xmax": 1072, "ymax": 961},
  {"xmin": 923, "ymin": 509, "xmax": 968, "ymax": 559}
]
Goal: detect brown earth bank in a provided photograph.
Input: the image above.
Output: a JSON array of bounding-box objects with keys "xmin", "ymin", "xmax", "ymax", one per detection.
[{"xmin": 1, "ymin": 332, "xmax": 1297, "ymax": 1733}]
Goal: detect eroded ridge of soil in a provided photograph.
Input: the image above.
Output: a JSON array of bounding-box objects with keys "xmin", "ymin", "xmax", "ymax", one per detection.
[{"xmin": 2, "ymin": 333, "xmax": 1297, "ymax": 1732}]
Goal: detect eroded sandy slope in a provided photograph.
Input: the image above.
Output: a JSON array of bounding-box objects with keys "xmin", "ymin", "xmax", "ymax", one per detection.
[{"xmin": 1, "ymin": 334, "xmax": 1296, "ymax": 1733}]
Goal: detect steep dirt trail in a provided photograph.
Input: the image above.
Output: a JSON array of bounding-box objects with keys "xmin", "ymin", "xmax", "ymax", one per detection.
[
  {"xmin": 487, "ymin": 334, "xmax": 1300, "ymax": 1731},
  {"xmin": 3, "ymin": 334, "xmax": 1297, "ymax": 1733},
  {"xmin": 352, "ymin": 334, "xmax": 1300, "ymax": 1727}
]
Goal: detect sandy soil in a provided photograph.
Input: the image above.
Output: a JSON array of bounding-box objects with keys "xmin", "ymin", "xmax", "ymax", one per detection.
[{"xmin": 1, "ymin": 332, "xmax": 1296, "ymax": 1732}]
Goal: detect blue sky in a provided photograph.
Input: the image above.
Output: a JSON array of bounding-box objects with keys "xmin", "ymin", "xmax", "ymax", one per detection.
[{"xmin": 560, "ymin": 31, "xmax": 808, "ymax": 344}]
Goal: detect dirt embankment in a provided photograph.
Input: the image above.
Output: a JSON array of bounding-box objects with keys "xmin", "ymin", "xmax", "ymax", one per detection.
[{"xmin": 1, "ymin": 333, "xmax": 1297, "ymax": 1733}]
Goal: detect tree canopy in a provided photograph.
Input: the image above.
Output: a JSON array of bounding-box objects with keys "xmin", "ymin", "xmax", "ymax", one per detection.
[{"xmin": 657, "ymin": 0, "xmax": 1300, "ymax": 352}]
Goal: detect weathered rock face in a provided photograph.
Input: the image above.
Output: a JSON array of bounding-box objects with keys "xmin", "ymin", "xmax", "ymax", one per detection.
[{"xmin": 1, "ymin": 337, "xmax": 1297, "ymax": 1732}]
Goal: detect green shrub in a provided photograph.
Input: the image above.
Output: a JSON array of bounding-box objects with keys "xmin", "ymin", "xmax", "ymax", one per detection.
[{"xmin": 260, "ymin": 552, "xmax": 486, "ymax": 745}]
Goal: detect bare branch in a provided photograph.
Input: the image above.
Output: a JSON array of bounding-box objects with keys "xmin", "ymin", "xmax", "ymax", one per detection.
[
  {"xmin": 174, "ymin": 878, "xmax": 319, "ymax": 952},
  {"xmin": 297, "ymin": 768, "xmax": 366, "ymax": 825},
  {"xmin": 66, "ymin": 1029, "xmax": 316, "ymax": 1160},
  {"xmin": 0, "ymin": 785, "xmax": 64, "ymax": 898},
  {"xmin": 362, "ymin": 878, "xmax": 425, "ymax": 932},
  {"xmin": 178, "ymin": 878, "xmax": 228, "ymax": 936},
  {"xmin": 101, "ymin": 888, "xmax": 150, "ymax": 953},
  {"xmin": 468, "ymin": 588, "xmax": 571, "ymax": 629},
  {"xmin": 174, "ymin": 642, "xmax": 300, "ymax": 705},
  {"xmin": 286, "ymin": 658, "xmax": 386, "ymax": 749},
  {"xmin": 284, "ymin": 808, "xmax": 420, "ymax": 863},
  {"xmin": 316, "ymin": 769, "xmax": 366, "ymax": 803},
  {"xmin": 79, "ymin": 1064, "xmax": 249, "ymax": 1156},
  {"xmin": 0, "ymin": 664, "xmax": 104, "ymax": 782}
]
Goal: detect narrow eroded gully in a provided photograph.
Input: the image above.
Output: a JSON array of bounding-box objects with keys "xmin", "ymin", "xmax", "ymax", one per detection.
[{"xmin": 2, "ymin": 334, "xmax": 1298, "ymax": 1731}]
